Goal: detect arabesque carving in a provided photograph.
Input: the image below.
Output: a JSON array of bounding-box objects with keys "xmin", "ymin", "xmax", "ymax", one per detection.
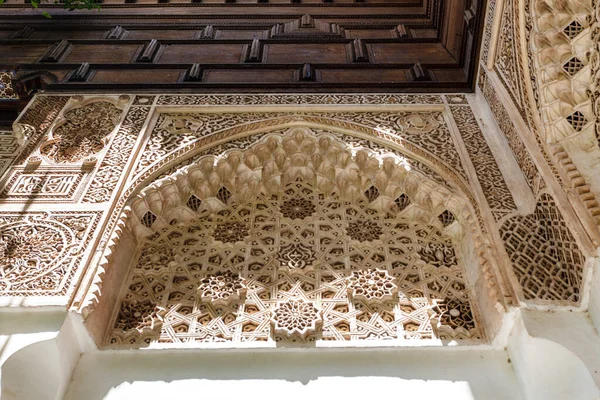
[
  {"xmin": 40, "ymin": 101, "xmax": 122, "ymax": 164},
  {"xmin": 480, "ymin": 73, "xmax": 539, "ymax": 190},
  {"xmin": 83, "ymin": 100, "xmax": 152, "ymax": 203},
  {"xmin": 495, "ymin": 0, "xmax": 530, "ymax": 122},
  {"xmin": 136, "ymin": 111, "xmax": 467, "ymax": 182},
  {"xmin": 449, "ymin": 104, "xmax": 517, "ymax": 218},
  {"xmin": 156, "ymin": 94, "xmax": 444, "ymax": 106},
  {"xmin": 481, "ymin": 0, "xmax": 496, "ymax": 64},
  {"xmin": 13, "ymin": 96, "xmax": 69, "ymax": 159},
  {"xmin": 106, "ymin": 128, "xmax": 483, "ymax": 346},
  {"xmin": 0, "ymin": 212, "xmax": 100, "ymax": 296}
]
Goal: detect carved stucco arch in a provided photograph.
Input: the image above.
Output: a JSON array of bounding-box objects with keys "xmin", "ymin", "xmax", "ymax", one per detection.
[
  {"xmin": 77, "ymin": 117, "xmax": 507, "ymax": 346},
  {"xmin": 522, "ymin": 0, "xmax": 600, "ymax": 230},
  {"xmin": 483, "ymin": 0, "xmax": 600, "ymax": 239}
]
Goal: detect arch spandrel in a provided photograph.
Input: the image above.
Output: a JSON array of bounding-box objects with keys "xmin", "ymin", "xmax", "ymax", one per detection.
[{"xmin": 80, "ymin": 125, "xmax": 506, "ymax": 348}]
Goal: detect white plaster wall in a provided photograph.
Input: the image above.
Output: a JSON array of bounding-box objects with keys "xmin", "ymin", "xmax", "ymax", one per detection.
[
  {"xmin": 0, "ymin": 308, "xmax": 66, "ymax": 400},
  {"xmin": 522, "ymin": 309, "xmax": 600, "ymax": 388},
  {"xmin": 508, "ymin": 311, "xmax": 600, "ymax": 400},
  {"xmin": 64, "ymin": 348, "xmax": 524, "ymax": 400},
  {"xmin": 589, "ymin": 257, "xmax": 600, "ymax": 335}
]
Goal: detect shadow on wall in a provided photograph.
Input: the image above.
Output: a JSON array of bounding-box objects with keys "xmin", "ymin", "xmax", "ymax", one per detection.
[{"xmin": 63, "ymin": 348, "xmax": 524, "ymax": 400}]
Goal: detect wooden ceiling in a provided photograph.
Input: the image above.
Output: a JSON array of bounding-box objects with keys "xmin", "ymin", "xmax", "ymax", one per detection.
[{"xmin": 0, "ymin": 0, "xmax": 484, "ymax": 100}]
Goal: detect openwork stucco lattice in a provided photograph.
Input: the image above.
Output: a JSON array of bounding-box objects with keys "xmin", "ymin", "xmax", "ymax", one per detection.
[
  {"xmin": 500, "ymin": 193, "xmax": 584, "ymax": 303},
  {"xmin": 108, "ymin": 128, "xmax": 482, "ymax": 346}
]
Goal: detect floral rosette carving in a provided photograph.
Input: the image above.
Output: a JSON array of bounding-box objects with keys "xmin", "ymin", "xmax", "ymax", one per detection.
[
  {"xmin": 280, "ymin": 198, "xmax": 316, "ymax": 219},
  {"xmin": 0, "ymin": 224, "xmax": 67, "ymax": 292},
  {"xmin": 397, "ymin": 113, "xmax": 441, "ymax": 134},
  {"xmin": 198, "ymin": 271, "xmax": 247, "ymax": 306},
  {"xmin": 347, "ymin": 269, "xmax": 398, "ymax": 303},
  {"xmin": 271, "ymin": 299, "xmax": 322, "ymax": 339}
]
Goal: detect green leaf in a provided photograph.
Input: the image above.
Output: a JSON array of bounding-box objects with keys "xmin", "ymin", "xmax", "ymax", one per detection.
[
  {"xmin": 0, "ymin": 0, "xmax": 5, "ymax": 5},
  {"xmin": 42, "ymin": 10, "xmax": 52, "ymax": 17}
]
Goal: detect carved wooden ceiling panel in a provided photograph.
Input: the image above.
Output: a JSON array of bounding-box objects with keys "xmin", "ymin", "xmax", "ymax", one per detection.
[{"xmin": 0, "ymin": 0, "xmax": 485, "ymax": 94}]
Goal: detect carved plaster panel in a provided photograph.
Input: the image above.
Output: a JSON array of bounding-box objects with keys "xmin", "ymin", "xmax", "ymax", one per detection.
[
  {"xmin": 0, "ymin": 131, "xmax": 20, "ymax": 180},
  {"xmin": 13, "ymin": 96, "xmax": 70, "ymax": 157},
  {"xmin": 83, "ymin": 99, "xmax": 153, "ymax": 203},
  {"xmin": 39, "ymin": 101, "xmax": 122, "ymax": 164},
  {"xmin": 495, "ymin": 0, "xmax": 530, "ymax": 123},
  {"xmin": 480, "ymin": 71, "xmax": 539, "ymax": 191},
  {"xmin": 106, "ymin": 128, "xmax": 483, "ymax": 346},
  {"xmin": 0, "ymin": 170, "xmax": 86, "ymax": 202},
  {"xmin": 0, "ymin": 211, "xmax": 101, "ymax": 297}
]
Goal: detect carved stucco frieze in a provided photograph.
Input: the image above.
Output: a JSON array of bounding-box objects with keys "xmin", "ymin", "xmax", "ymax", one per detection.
[
  {"xmin": 156, "ymin": 94, "xmax": 444, "ymax": 107},
  {"xmin": 480, "ymin": 71, "xmax": 540, "ymax": 191},
  {"xmin": 495, "ymin": 0, "xmax": 531, "ymax": 124},
  {"xmin": 0, "ymin": 171, "xmax": 86, "ymax": 202},
  {"xmin": 449, "ymin": 104, "xmax": 518, "ymax": 220},
  {"xmin": 83, "ymin": 99, "xmax": 153, "ymax": 203},
  {"xmin": 481, "ymin": 0, "xmax": 497, "ymax": 64}
]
